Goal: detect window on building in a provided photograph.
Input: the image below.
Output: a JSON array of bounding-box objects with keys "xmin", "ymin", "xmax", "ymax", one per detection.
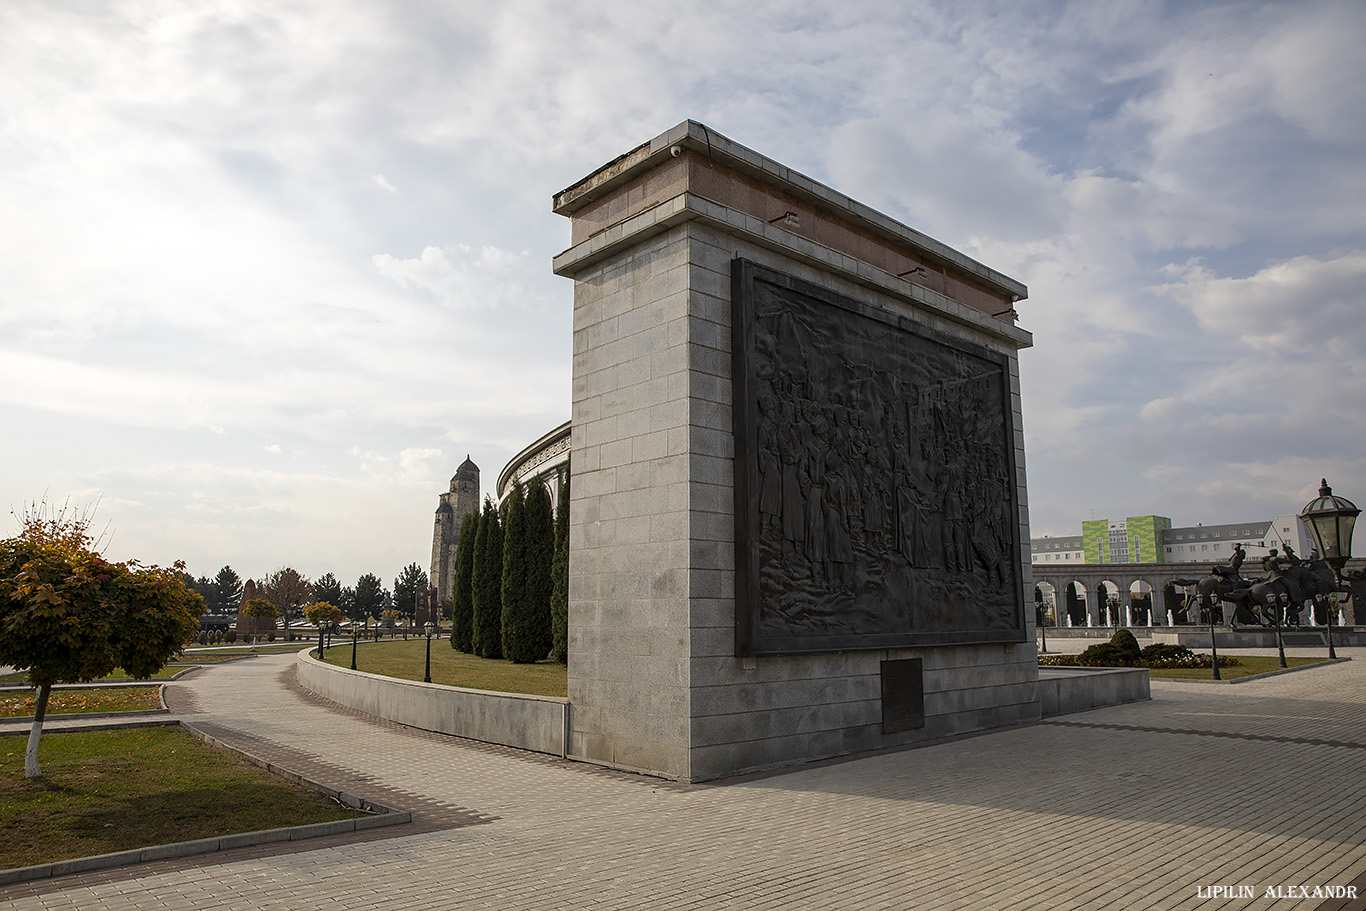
[{"xmin": 1202, "ymin": 545, "xmax": 1208, "ymax": 551}]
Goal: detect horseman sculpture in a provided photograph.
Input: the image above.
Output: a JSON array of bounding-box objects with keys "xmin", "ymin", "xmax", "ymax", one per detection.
[{"xmin": 1176, "ymin": 543, "xmax": 1339, "ymax": 629}]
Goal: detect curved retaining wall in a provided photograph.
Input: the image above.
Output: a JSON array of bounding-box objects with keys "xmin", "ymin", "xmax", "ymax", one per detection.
[{"xmin": 297, "ymin": 650, "xmax": 568, "ymax": 757}]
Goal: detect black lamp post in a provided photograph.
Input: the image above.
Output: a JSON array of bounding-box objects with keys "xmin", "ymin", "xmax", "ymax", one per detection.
[
  {"xmin": 1272, "ymin": 592, "xmax": 1288, "ymax": 669},
  {"xmin": 1208, "ymin": 591, "xmax": 1222, "ymax": 681},
  {"xmin": 1037, "ymin": 601, "xmax": 1048, "ymax": 654},
  {"xmin": 350, "ymin": 621, "xmax": 359, "ymax": 670},
  {"xmin": 1299, "ymin": 478, "xmax": 1359, "ymax": 661},
  {"xmin": 423, "ymin": 621, "xmax": 435, "ymax": 684}
]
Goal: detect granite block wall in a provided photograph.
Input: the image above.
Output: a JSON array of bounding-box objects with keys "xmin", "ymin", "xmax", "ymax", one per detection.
[{"xmin": 567, "ymin": 217, "xmax": 1039, "ymax": 782}]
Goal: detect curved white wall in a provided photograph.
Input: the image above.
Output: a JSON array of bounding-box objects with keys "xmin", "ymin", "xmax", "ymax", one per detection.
[{"xmin": 296, "ymin": 650, "xmax": 568, "ymax": 757}]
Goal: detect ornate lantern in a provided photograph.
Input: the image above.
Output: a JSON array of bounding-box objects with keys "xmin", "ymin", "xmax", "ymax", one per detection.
[{"xmin": 1299, "ymin": 479, "xmax": 1359, "ymax": 573}]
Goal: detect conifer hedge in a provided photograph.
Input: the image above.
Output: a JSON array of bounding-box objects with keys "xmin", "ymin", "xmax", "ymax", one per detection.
[
  {"xmin": 550, "ymin": 466, "xmax": 570, "ymax": 663},
  {"xmin": 523, "ymin": 478, "xmax": 555, "ymax": 660},
  {"xmin": 449, "ymin": 511, "xmax": 478, "ymax": 652},
  {"xmin": 501, "ymin": 482, "xmax": 539, "ymax": 663},
  {"xmin": 471, "ymin": 497, "xmax": 504, "ymax": 659}
]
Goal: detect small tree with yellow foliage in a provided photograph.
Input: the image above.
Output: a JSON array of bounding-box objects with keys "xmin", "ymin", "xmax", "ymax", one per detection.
[{"xmin": 0, "ymin": 500, "xmax": 202, "ymax": 778}]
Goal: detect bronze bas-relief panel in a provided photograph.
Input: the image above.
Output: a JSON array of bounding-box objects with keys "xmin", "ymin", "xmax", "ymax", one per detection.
[{"xmin": 732, "ymin": 260, "xmax": 1025, "ymax": 656}]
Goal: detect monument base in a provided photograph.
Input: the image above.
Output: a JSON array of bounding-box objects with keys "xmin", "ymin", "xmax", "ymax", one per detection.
[{"xmin": 555, "ymin": 121, "xmax": 1039, "ymax": 782}]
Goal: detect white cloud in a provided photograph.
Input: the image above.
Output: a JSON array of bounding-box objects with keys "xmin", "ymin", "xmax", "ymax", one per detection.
[
  {"xmin": 371, "ymin": 244, "xmax": 539, "ymax": 310},
  {"xmin": 1160, "ymin": 250, "xmax": 1366, "ymax": 356},
  {"xmin": 2, "ymin": 0, "xmax": 1364, "ymax": 568}
]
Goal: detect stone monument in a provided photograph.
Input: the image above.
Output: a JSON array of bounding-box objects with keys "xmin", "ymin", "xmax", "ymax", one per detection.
[
  {"xmin": 553, "ymin": 121, "xmax": 1037, "ymax": 782},
  {"xmin": 430, "ymin": 456, "xmax": 480, "ymax": 609}
]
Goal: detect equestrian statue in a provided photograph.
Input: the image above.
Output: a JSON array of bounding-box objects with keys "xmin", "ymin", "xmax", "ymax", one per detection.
[{"xmin": 1175, "ymin": 543, "xmax": 1339, "ymax": 629}]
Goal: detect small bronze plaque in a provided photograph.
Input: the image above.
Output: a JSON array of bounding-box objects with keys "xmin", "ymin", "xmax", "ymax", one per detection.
[{"xmin": 881, "ymin": 658, "xmax": 925, "ymax": 734}]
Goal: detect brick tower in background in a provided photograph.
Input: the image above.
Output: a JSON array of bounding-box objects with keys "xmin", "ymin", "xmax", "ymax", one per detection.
[{"xmin": 430, "ymin": 456, "xmax": 480, "ymax": 611}]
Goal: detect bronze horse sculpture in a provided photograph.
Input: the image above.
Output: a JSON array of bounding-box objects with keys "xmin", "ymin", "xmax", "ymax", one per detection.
[{"xmin": 1178, "ymin": 555, "xmax": 1338, "ymax": 629}]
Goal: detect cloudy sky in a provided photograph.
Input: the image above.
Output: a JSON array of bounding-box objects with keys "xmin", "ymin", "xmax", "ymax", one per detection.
[{"xmin": 4, "ymin": 0, "xmax": 1364, "ymax": 587}]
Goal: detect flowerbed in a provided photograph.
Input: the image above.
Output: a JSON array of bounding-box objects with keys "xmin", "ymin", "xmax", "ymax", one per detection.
[{"xmin": 1039, "ymin": 632, "xmax": 1240, "ymax": 669}]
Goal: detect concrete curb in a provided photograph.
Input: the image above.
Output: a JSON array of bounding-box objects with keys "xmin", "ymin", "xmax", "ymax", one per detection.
[
  {"xmin": 0, "ymin": 720, "xmax": 411, "ymax": 887},
  {"xmin": 0, "ymin": 708, "xmax": 170, "ymax": 725},
  {"xmin": 0, "ymin": 717, "xmax": 180, "ymax": 736}
]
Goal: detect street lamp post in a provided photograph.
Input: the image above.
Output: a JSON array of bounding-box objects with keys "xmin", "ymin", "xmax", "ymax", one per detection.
[
  {"xmin": 1208, "ymin": 592, "xmax": 1222, "ymax": 681},
  {"xmin": 1273, "ymin": 592, "xmax": 1288, "ymax": 669},
  {"xmin": 1299, "ymin": 479, "xmax": 1359, "ymax": 662},
  {"xmin": 423, "ymin": 621, "xmax": 435, "ymax": 684},
  {"xmin": 350, "ymin": 621, "xmax": 359, "ymax": 671}
]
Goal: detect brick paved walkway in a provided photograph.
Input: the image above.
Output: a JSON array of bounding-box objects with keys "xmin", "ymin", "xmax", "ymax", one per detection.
[{"xmin": 2, "ymin": 650, "xmax": 1364, "ymax": 910}]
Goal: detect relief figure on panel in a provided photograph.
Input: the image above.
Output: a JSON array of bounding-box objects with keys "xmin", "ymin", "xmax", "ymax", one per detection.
[{"xmin": 735, "ymin": 262, "xmax": 1023, "ymax": 652}]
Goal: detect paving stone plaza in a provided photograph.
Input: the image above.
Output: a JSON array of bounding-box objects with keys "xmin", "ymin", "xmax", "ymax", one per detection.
[{"xmin": 3, "ymin": 647, "xmax": 1363, "ymax": 910}]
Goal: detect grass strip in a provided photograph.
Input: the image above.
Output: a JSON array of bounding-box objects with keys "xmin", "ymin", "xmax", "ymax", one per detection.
[
  {"xmin": 320, "ymin": 639, "xmax": 567, "ymax": 698},
  {"xmin": 0, "ymin": 727, "xmax": 362, "ymax": 870},
  {"xmin": 1147, "ymin": 655, "xmax": 1328, "ymax": 680},
  {"xmin": 0, "ymin": 667, "xmax": 183, "ymax": 685},
  {"xmin": 0, "ymin": 687, "xmax": 163, "ymax": 717},
  {"xmin": 180, "ymin": 644, "xmax": 316, "ymax": 663}
]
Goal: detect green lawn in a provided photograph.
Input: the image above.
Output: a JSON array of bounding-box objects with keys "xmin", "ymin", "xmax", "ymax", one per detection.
[
  {"xmin": 0, "ymin": 727, "xmax": 363, "ymax": 869},
  {"xmin": 1043, "ymin": 654, "xmax": 1332, "ymax": 681},
  {"xmin": 1147, "ymin": 655, "xmax": 1329, "ymax": 680},
  {"xmin": 0, "ymin": 666, "xmax": 185, "ymax": 685},
  {"xmin": 320, "ymin": 639, "xmax": 567, "ymax": 698},
  {"xmin": 179, "ymin": 643, "xmax": 313, "ymax": 663},
  {"xmin": 0, "ymin": 687, "xmax": 163, "ymax": 717},
  {"xmin": 0, "ymin": 644, "xmax": 316, "ymax": 683}
]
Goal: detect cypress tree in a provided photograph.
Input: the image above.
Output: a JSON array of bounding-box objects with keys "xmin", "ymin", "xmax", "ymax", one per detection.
[
  {"xmin": 449, "ymin": 511, "xmax": 478, "ymax": 652},
  {"xmin": 501, "ymin": 481, "xmax": 538, "ymax": 663},
  {"xmin": 550, "ymin": 464, "xmax": 570, "ymax": 664},
  {"xmin": 471, "ymin": 497, "xmax": 504, "ymax": 659},
  {"xmin": 523, "ymin": 478, "xmax": 555, "ymax": 660}
]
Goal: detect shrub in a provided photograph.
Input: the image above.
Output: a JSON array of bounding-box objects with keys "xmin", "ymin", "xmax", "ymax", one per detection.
[
  {"xmin": 1041, "ymin": 647, "xmax": 1239, "ymax": 669},
  {"xmin": 227, "ymin": 629, "xmax": 237, "ymax": 643},
  {"xmin": 1140, "ymin": 643, "xmax": 1192, "ymax": 663},
  {"xmin": 1149, "ymin": 651, "xmax": 1240, "ymax": 669},
  {"xmin": 1109, "ymin": 628, "xmax": 1141, "ymax": 661},
  {"xmin": 1076, "ymin": 642, "xmax": 1137, "ymax": 666}
]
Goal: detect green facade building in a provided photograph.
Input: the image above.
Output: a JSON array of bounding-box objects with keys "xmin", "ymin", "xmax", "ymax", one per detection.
[
  {"xmin": 1125, "ymin": 515, "xmax": 1171, "ymax": 564},
  {"xmin": 1082, "ymin": 519, "xmax": 1110, "ymax": 563},
  {"xmin": 1081, "ymin": 516, "xmax": 1172, "ymax": 564}
]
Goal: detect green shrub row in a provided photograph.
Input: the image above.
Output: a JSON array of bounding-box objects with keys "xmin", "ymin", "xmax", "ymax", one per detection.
[{"xmin": 1040, "ymin": 629, "xmax": 1240, "ymax": 669}]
